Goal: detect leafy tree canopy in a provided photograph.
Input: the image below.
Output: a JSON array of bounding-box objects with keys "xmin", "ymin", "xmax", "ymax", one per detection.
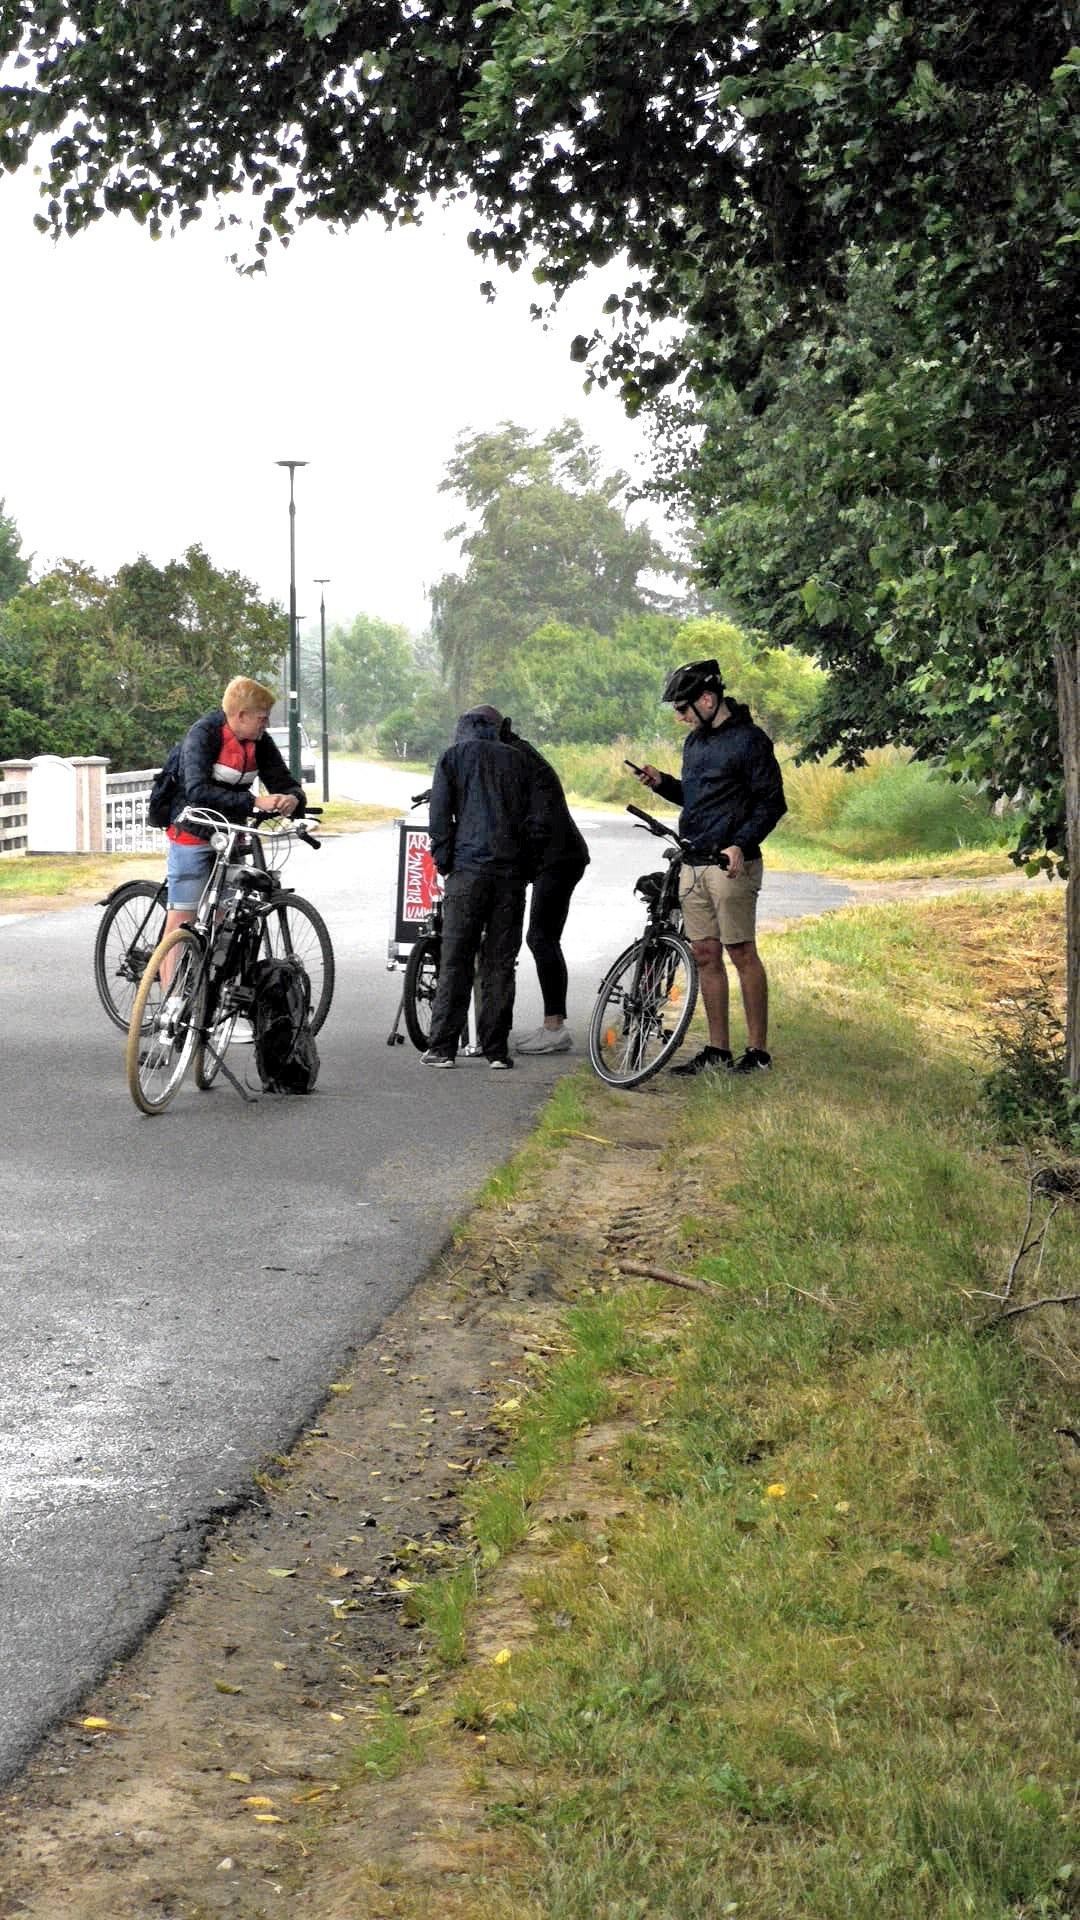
[
  {"xmin": 313, "ymin": 611, "xmax": 420, "ymax": 736},
  {"xmin": 0, "ymin": 545, "xmax": 285, "ymax": 767},
  {"xmin": 431, "ymin": 420, "xmax": 676, "ymax": 707},
  {"xmin": 1, "ymin": 4, "xmax": 1074, "ymax": 404},
  {"xmin": 656, "ymin": 248, "xmax": 1072, "ymax": 864},
  {"xmin": 0, "ymin": 498, "xmax": 29, "ymax": 604}
]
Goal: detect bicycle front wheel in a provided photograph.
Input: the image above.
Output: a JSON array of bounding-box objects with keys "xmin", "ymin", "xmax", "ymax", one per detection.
[
  {"xmin": 125, "ymin": 927, "xmax": 208, "ymax": 1114},
  {"xmin": 260, "ymin": 895, "xmax": 334, "ymax": 1034},
  {"xmin": 587, "ymin": 931, "xmax": 698, "ymax": 1089},
  {"xmin": 402, "ymin": 933, "xmax": 440, "ymax": 1050},
  {"xmin": 94, "ymin": 881, "xmax": 168, "ymax": 1031}
]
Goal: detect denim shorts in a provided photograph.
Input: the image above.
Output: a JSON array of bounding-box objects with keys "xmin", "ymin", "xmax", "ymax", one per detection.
[{"xmin": 166, "ymin": 838, "xmax": 213, "ymax": 911}]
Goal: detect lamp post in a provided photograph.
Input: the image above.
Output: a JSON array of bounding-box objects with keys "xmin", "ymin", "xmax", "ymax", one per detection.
[
  {"xmin": 275, "ymin": 459, "xmax": 308, "ymax": 781},
  {"xmin": 314, "ymin": 577, "xmax": 330, "ymax": 804}
]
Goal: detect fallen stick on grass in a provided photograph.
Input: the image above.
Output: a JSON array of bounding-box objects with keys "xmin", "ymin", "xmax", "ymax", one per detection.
[{"xmin": 615, "ymin": 1259, "xmax": 715, "ymax": 1297}]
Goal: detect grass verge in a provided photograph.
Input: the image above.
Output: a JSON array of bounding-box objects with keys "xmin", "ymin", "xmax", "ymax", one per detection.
[{"xmin": 339, "ymin": 889, "xmax": 1078, "ymax": 1920}]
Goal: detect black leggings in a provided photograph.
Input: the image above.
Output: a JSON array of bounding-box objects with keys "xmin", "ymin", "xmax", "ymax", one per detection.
[{"xmin": 525, "ymin": 860, "xmax": 587, "ymax": 1019}]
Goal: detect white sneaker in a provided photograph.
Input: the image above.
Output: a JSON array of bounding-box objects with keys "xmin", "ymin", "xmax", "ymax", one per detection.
[{"xmin": 515, "ymin": 1026, "xmax": 573, "ymax": 1055}]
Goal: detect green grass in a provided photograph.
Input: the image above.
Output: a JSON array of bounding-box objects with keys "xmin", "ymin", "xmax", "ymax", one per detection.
[{"xmin": 397, "ymin": 892, "xmax": 1078, "ymax": 1920}]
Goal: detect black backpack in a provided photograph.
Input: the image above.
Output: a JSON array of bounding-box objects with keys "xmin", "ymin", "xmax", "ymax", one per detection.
[
  {"xmin": 251, "ymin": 956, "xmax": 320, "ymax": 1095},
  {"xmin": 146, "ymin": 741, "xmax": 182, "ymax": 829}
]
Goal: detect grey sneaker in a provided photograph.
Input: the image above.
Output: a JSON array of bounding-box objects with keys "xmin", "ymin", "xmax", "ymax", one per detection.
[
  {"xmin": 515, "ymin": 1026, "xmax": 573, "ymax": 1055},
  {"xmin": 488, "ymin": 1055, "xmax": 514, "ymax": 1070},
  {"xmin": 420, "ymin": 1049, "xmax": 455, "ymax": 1067}
]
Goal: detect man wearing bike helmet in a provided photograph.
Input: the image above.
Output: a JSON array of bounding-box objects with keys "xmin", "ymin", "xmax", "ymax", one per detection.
[{"xmin": 635, "ymin": 658, "xmax": 786, "ymax": 1075}]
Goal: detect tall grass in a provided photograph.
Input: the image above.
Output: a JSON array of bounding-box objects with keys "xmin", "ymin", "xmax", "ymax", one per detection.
[
  {"xmin": 777, "ymin": 747, "xmax": 1009, "ymax": 859},
  {"xmin": 544, "ymin": 737, "xmax": 1012, "ymax": 868}
]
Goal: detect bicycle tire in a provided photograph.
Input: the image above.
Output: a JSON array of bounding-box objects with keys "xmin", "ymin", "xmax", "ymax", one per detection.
[
  {"xmin": 587, "ymin": 931, "xmax": 698, "ymax": 1089},
  {"xmin": 94, "ymin": 880, "xmax": 168, "ymax": 1031},
  {"xmin": 402, "ymin": 933, "xmax": 440, "ymax": 1051},
  {"xmin": 260, "ymin": 894, "xmax": 334, "ymax": 1034},
  {"xmin": 125, "ymin": 927, "xmax": 208, "ymax": 1115}
]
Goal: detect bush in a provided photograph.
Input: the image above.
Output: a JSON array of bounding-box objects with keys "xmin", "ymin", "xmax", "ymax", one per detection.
[{"xmin": 983, "ymin": 981, "xmax": 1080, "ymax": 1150}]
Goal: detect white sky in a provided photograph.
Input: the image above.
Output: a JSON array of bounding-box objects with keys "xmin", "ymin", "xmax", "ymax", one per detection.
[{"xmin": 0, "ymin": 164, "xmax": 668, "ymax": 642}]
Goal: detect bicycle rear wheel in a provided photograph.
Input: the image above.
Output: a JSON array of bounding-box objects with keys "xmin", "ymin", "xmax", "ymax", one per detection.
[
  {"xmin": 94, "ymin": 881, "xmax": 167, "ymax": 1030},
  {"xmin": 260, "ymin": 894, "xmax": 334, "ymax": 1033},
  {"xmin": 402, "ymin": 933, "xmax": 440, "ymax": 1050},
  {"xmin": 125, "ymin": 927, "xmax": 208, "ymax": 1114},
  {"xmin": 587, "ymin": 931, "xmax": 698, "ymax": 1088}
]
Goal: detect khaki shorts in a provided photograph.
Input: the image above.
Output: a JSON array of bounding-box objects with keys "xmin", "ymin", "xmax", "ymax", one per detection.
[{"xmin": 678, "ymin": 858, "xmax": 763, "ymax": 946}]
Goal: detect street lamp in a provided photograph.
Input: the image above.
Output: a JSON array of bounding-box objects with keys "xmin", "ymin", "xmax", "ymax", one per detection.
[
  {"xmin": 275, "ymin": 459, "xmax": 308, "ymax": 781},
  {"xmin": 314, "ymin": 578, "xmax": 331, "ymax": 804}
]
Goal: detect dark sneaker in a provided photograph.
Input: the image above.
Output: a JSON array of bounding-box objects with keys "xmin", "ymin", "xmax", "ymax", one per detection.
[
  {"xmin": 671, "ymin": 1046, "xmax": 734, "ymax": 1078},
  {"xmin": 488, "ymin": 1055, "xmax": 514, "ymax": 1071},
  {"xmin": 734, "ymin": 1047, "xmax": 772, "ymax": 1073},
  {"xmin": 420, "ymin": 1049, "xmax": 455, "ymax": 1067}
]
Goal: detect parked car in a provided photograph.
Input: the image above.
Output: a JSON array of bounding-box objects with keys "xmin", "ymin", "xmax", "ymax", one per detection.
[{"xmin": 268, "ymin": 724, "xmax": 317, "ymax": 787}]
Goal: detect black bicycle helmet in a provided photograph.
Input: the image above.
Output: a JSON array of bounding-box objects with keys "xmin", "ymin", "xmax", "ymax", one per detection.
[{"xmin": 661, "ymin": 658, "xmax": 724, "ymax": 705}]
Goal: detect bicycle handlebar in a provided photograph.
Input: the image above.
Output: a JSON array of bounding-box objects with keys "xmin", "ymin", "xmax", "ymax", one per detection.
[
  {"xmin": 626, "ymin": 803, "xmax": 682, "ymax": 842},
  {"xmin": 624, "ymin": 804, "xmax": 729, "ymax": 868},
  {"xmin": 175, "ymin": 805, "xmax": 322, "ymax": 851}
]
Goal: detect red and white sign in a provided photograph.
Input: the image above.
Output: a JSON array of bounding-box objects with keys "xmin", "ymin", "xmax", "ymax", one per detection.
[{"xmin": 402, "ymin": 827, "xmax": 440, "ymax": 923}]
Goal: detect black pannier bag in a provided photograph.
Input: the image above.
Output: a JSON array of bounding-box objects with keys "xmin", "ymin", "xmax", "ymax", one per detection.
[{"xmin": 250, "ymin": 956, "xmax": 320, "ymax": 1094}]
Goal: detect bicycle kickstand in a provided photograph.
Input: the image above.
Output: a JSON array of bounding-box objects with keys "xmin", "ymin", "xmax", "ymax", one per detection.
[
  {"xmin": 202, "ymin": 1033, "xmax": 261, "ymax": 1103},
  {"xmin": 386, "ymin": 991, "xmax": 407, "ymax": 1046}
]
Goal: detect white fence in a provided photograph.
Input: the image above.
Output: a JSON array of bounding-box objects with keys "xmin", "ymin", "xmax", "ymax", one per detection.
[
  {"xmin": 103, "ymin": 769, "xmax": 166, "ymax": 855},
  {"xmin": 0, "ymin": 779, "xmax": 29, "ymax": 856},
  {"xmin": 0, "ymin": 756, "xmax": 164, "ymax": 857}
]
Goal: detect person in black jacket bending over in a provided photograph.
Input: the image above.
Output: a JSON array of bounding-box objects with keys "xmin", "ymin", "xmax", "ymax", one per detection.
[
  {"xmin": 499, "ymin": 721, "xmax": 590, "ymax": 1056},
  {"xmin": 635, "ymin": 659, "xmax": 786, "ymax": 1076},
  {"xmin": 421, "ymin": 705, "xmax": 540, "ymax": 1070}
]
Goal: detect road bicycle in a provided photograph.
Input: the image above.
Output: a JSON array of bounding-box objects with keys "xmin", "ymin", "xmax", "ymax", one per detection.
[
  {"xmin": 95, "ymin": 812, "xmax": 334, "ymax": 1037},
  {"xmin": 586, "ymin": 804, "xmax": 723, "ymax": 1089},
  {"xmin": 124, "ymin": 807, "xmax": 331, "ymax": 1114}
]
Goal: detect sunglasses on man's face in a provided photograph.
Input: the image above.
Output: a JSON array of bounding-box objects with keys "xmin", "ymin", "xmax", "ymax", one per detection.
[{"xmin": 674, "ymin": 701, "xmax": 693, "ymax": 715}]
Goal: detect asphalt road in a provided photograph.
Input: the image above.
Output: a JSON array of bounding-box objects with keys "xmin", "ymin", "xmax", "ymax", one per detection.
[{"xmin": 0, "ymin": 796, "xmax": 850, "ymax": 1781}]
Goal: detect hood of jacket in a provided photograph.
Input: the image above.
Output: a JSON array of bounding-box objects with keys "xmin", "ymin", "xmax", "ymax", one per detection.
[{"xmin": 454, "ymin": 706, "xmax": 502, "ymax": 744}]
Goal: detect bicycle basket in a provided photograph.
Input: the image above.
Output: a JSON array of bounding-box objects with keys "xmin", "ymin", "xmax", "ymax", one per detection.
[{"xmin": 634, "ymin": 872, "xmax": 666, "ymax": 908}]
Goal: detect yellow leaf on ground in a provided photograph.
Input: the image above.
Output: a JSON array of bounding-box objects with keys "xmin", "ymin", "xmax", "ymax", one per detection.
[{"xmin": 244, "ymin": 1796, "xmax": 276, "ymax": 1808}]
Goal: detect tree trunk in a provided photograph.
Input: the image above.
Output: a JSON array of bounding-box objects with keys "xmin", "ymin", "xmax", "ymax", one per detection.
[{"xmin": 1053, "ymin": 637, "xmax": 1080, "ymax": 1086}]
